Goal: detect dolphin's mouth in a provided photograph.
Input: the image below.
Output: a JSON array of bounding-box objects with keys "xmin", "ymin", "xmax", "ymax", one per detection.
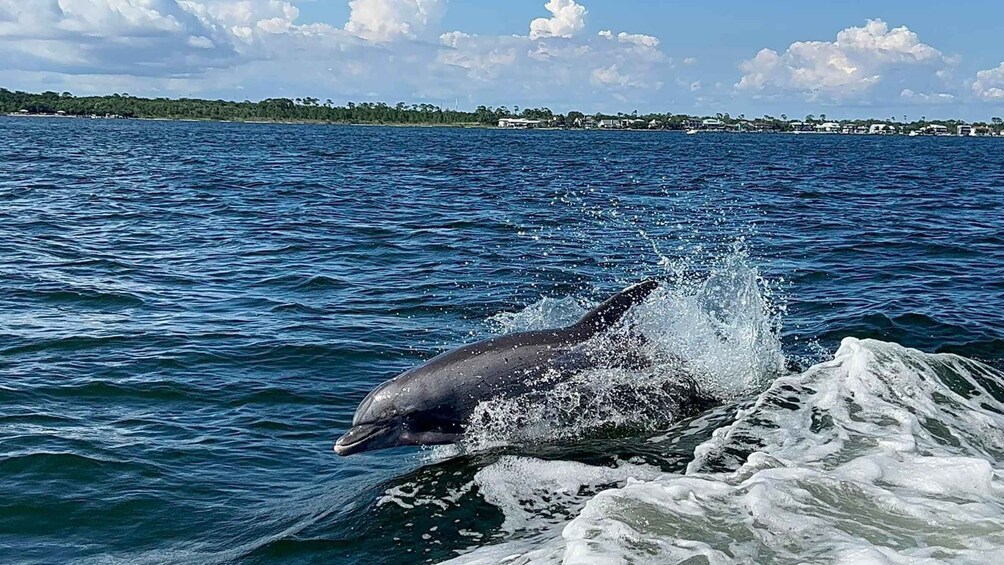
[{"xmin": 334, "ymin": 422, "xmax": 396, "ymax": 456}]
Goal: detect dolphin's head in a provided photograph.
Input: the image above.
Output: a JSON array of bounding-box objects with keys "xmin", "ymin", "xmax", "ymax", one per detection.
[
  {"xmin": 334, "ymin": 419, "xmax": 407, "ymax": 456},
  {"xmin": 335, "ymin": 375, "xmax": 463, "ymax": 456}
]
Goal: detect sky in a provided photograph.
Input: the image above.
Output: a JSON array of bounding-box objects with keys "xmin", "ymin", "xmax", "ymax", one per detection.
[{"xmin": 1, "ymin": 0, "xmax": 1004, "ymax": 120}]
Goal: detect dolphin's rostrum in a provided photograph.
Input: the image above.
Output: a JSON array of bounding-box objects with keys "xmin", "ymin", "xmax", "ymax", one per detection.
[{"xmin": 335, "ymin": 280, "xmax": 660, "ymax": 456}]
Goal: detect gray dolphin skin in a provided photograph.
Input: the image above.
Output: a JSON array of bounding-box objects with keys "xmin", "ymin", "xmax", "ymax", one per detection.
[{"xmin": 335, "ymin": 280, "xmax": 660, "ymax": 456}]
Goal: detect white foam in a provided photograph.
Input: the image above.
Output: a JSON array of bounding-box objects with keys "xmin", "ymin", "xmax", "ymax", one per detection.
[
  {"xmin": 461, "ymin": 338, "xmax": 1004, "ymax": 564},
  {"xmin": 473, "ymin": 456, "xmax": 663, "ymax": 532}
]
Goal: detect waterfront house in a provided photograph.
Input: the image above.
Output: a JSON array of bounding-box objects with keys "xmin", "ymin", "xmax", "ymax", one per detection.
[
  {"xmin": 788, "ymin": 121, "xmax": 814, "ymax": 132},
  {"xmin": 840, "ymin": 124, "xmax": 870, "ymax": 134},
  {"xmin": 815, "ymin": 122, "xmax": 841, "ymax": 133},
  {"xmin": 597, "ymin": 119, "xmax": 626, "ymax": 129},
  {"xmin": 701, "ymin": 118, "xmax": 725, "ymax": 131},
  {"xmin": 498, "ymin": 117, "xmax": 542, "ymax": 129},
  {"xmin": 685, "ymin": 118, "xmax": 702, "ymax": 130},
  {"xmin": 920, "ymin": 124, "xmax": 948, "ymax": 136},
  {"xmin": 957, "ymin": 124, "xmax": 973, "ymax": 136},
  {"xmin": 868, "ymin": 123, "xmax": 896, "ymax": 134}
]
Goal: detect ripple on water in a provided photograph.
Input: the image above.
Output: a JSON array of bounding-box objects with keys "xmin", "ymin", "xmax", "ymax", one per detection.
[{"xmin": 0, "ymin": 120, "xmax": 1001, "ymax": 564}]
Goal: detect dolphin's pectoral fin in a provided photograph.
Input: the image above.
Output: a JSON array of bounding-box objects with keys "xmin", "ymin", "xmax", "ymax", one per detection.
[{"xmin": 572, "ymin": 280, "xmax": 659, "ymax": 336}]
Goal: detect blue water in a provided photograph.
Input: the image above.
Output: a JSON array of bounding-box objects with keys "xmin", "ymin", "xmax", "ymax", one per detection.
[{"xmin": 1, "ymin": 117, "xmax": 1002, "ymax": 564}]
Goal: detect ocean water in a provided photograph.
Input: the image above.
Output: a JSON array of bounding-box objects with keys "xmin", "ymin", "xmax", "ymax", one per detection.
[{"xmin": 1, "ymin": 117, "xmax": 1002, "ymax": 564}]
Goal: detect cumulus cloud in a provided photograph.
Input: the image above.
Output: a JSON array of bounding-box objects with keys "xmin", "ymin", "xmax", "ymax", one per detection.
[
  {"xmin": 972, "ymin": 62, "xmax": 1004, "ymax": 100},
  {"xmin": 736, "ymin": 19, "xmax": 949, "ymax": 100},
  {"xmin": 598, "ymin": 30, "xmax": 659, "ymax": 49},
  {"xmin": 0, "ymin": 0, "xmax": 185, "ymax": 38},
  {"xmin": 590, "ymin": 64, "xmax": 630, "ymax": 87},
  {"xmin": 0, "ymin": 0, "xmax": 258, "ymax": 75},
  {"xmin": 0, "ymin": 0, "xmax": 682, "ymax": 110},
  {"xmin": 344, "ymin": 0, "xmax": 445, "ymax": 42},
  {"xmin": 529, "ymin": 0, "xmax": 586, "ymax": 40}
]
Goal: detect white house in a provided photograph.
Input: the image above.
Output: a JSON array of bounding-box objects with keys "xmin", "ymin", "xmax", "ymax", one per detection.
[
  {"xmin": 789, "ymin": 121, "xmax": 814, "ymax": 132},
  {"xmin": 498, "ymin": 118, "xmax": 542, "ymax": 129},
  {"xmin": 957, "ymin": 124, "xmax": 973, "ymax": 136},
  {"xmin": 868, "ymin": 123, "xmax": 896, "ymax": 134},
  {"xmin": 702, "ymin": 118, "xmax": 725, "ymax": 131},
  {"xmin": 815, "ymin": 122, "xmax": 841, "ymax": 133},
  {"xmin": 597, "ymin": 119, "xmax": 626, "ymax": 129}
]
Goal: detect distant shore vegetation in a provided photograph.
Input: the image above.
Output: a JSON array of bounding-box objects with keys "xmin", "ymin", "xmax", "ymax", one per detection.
[{"xmin": 3, "ymin": 88, "xmax": 1003, "ymax": 135}]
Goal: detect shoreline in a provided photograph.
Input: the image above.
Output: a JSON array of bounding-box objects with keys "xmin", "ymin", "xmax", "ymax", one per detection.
[{"xmin": 4, "ymin": 113, "xmax": 1001, "ymax": 137}]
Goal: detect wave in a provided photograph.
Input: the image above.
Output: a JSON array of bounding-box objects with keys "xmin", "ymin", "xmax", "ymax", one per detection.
[{"xmin": 453, "ymin": 338, "xmax": 1004, "ymax": 563}]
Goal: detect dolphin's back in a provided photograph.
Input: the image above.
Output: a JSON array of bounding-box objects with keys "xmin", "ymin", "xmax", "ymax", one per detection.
[{"xmin": 361, "ymin": 329, "xmax": 578, "ymax": 421}]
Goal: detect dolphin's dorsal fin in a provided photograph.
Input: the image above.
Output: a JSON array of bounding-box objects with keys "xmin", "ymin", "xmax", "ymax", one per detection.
[{"xmin": 572, "ymin": 279, "xmax": 659, "ymax": 336}]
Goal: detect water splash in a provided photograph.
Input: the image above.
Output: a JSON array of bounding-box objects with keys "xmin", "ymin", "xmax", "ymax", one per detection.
[{"xmin": 457, "ymin": 248, "xmax": 785, "ymax": 453}]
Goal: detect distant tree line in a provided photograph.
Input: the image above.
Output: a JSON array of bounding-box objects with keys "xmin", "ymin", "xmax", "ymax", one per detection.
[
  {"xmin": 0, "ymin": 89, "xmax": 481, "ymax": 124},
  {"xmin": 2, "ymin": 88, "xmax": 1002, "ymax": 132}
]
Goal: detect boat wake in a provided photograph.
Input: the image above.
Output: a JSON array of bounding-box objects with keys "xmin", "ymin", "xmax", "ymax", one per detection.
[
  {"xmin": 427, "ymin": 247, "xmax": 1004, "ymax": 563},
  {"xmin": 450, "ymin": 337, "xmax": 1004, "ymax": 564}
]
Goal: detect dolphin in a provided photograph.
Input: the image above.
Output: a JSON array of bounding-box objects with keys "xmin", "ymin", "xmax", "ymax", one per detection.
[{"xmin": 335, "ymin": 280, "xmax": 661, "ymax": 456}]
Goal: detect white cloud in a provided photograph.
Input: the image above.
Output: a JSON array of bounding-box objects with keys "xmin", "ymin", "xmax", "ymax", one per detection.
[
  {"xmin": 529, "ymin": 0, "xmax": 586, "ymax": 40},
  {"xmin": 900, "ymin": 88, "xmax": 954, "ymax": 102},
  {"xmin": 439, "ymin": 30, "xmax": 471, "ymax": 48},
  {"xmin": 737, "ymin": 19, "xmax": 949, "ymax": 100},
  {"xmin": 437, "ymin": 32, "xmax": 518, "ymax": 81},
  {"xmin": 0, "ymin": 0, "xmax": 185, "ymax": 37},
  {"xmin": 0, "ymin": 0, "xmax": 257, "ymax": 75},
  {"xmin": 972, "ymin": 62, "xmax": 1004, "ymax": 100},
  {"xmin": 683, "ymin": 57, "xmax": 697, "ymax": 65},
  {"xmin": 591, "ymin": 64, "xmax": 627, "ymax": 87},
  {"xmin": 598, "ymin": 30, "xmax": 659, "ymax": 49},
  {"xmin": 344, "ymin": 0, "xmax": 445, "ymax": 42},
  {"xmin": 0, "ymin": 0, "xmax": 684, "ymax": 111}
]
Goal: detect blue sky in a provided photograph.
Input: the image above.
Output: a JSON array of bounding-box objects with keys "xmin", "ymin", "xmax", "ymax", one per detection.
[{"xmin": 1, "ymin": 0, "xmax": 1003, "ymax": 119}]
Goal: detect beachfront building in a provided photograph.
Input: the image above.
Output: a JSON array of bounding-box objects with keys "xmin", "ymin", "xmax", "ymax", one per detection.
[
  {"xmin": 685, "ymin": 118, "xmax": 702, "ymax": 130},
  {"xmin": 597, "ymin": 119, "xmax": 625, "ymax": 129},
  {"xmin": 498, "ymin": 117, "xmax": 542, "ymax": 129},
  {"xmin": 701, "ymin": 118, "xmax": 725, "ymax": 132},
  {"xmin": 918, "ymin": 124, "xmax": 949, "ymax": 136},
  {"xmin": 957, "ymin": 124, "xmax": 973, "ymax": 136},
  {"xmin": 841, "ymin": 124, "xmax": 869, "ymax": 134},
  {"xmin": 789, "ymin": 121, "xmax": 814, "ymax": 132},
  {"xmin": 868, "ymin": 123, "xmax": 896, "ymax": 134},
  {"xmin": 815, "ymin": 122, "xmax": 841, "ymax": 133}
]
